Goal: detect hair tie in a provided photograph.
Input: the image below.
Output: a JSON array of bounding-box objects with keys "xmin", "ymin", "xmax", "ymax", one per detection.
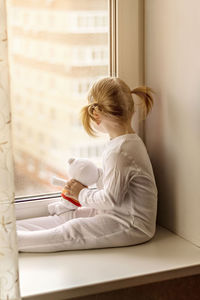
[{"xmin": 91, "ymin": 103, "xmax": 98, "ymax": 109}]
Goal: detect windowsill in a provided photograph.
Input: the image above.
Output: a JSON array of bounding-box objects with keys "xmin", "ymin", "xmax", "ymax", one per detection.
[{"xmin": 19, "ymin": 226, "xmax": 200, "ymax": 300}]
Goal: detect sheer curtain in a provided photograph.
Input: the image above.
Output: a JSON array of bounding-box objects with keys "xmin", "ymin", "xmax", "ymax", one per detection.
[{"xmin": 0, "ymin": 0, "xmax": 21, "ymax": 299}]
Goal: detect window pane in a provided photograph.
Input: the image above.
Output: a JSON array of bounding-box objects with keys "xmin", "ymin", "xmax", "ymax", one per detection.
[{"xmin": 7, "ymin": 0, "xmax": 109, "ymax": 197}]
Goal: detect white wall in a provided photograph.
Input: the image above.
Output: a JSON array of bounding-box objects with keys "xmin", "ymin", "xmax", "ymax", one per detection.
[{"xmin": 144, "ymin": 0, "xmax": 200, "ymax": 247}]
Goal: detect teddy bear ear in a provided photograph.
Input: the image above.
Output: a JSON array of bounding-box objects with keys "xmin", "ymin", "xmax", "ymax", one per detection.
[{"xmin": 68, "ymin": 158, "xmax": 75, "ymax": 164}]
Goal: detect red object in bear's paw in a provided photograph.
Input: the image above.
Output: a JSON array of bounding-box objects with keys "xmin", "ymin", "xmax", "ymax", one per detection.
[{"xmin": 61, "ymin": 193, "xmax": 81, "ymax": 207}]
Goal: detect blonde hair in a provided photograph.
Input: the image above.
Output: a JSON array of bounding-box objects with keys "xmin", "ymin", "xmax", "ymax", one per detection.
[{"xmin": 80, "ymin": 77, "xmax": 155, "ymax": 137}]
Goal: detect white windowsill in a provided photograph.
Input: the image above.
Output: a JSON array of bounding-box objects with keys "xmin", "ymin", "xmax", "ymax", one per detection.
[
  {"xmin": 15, "ymin": 197, "xmax": 59, "ymax": 220},
  {"xmin": 19, "ymin": 226, "xmax": 200, "ymax": 300}
]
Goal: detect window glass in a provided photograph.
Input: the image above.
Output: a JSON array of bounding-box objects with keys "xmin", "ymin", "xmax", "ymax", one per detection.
[{"xmin": 7, "ymin": 0, "xmax": 109, "ymax": 197}]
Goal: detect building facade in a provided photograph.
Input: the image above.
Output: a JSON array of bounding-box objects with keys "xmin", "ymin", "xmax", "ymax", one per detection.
[{"xmin": 7, "ymin": 0, "xmax": 109, "ymax": 196}]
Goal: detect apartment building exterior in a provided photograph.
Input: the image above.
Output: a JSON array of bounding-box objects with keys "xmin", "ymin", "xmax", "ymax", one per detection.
[{"xmin": 7, "ymin": 0, "xmax": 109, "ymax": 196}]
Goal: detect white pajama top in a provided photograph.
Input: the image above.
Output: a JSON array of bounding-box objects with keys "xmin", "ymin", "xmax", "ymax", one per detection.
[{"xmin": 79, "ymin": 133, "xmax": 158, "ymax": 238}]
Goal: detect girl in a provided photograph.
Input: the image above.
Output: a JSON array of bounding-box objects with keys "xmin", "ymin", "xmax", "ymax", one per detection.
[{"xmin": 17, "ymin": 77, "xmax": 157, "ymax": 252}]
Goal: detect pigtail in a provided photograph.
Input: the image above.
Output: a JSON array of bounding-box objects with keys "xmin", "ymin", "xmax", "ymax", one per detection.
[
  {"xmin": 131, "ymin": 86, "xmax": 155, "ymax": 118},
  {"xmin": 80, "ymin": 104, "xmax": 97, "ymax": 137}
]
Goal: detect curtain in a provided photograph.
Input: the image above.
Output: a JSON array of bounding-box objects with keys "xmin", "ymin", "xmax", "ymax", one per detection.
[{"xmin": 0, "ymin": 0, "xmax": 21, "ymax": 299}]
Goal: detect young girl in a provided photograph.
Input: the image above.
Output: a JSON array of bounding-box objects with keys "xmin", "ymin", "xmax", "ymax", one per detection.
[{"xmin": 17, "ymin": 77, "xmax": 157, "ymax": 252}]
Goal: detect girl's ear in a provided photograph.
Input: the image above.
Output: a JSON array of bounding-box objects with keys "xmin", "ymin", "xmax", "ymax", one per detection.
[{"xmin": 93, "ymin": 110, "xmax": 101, "ymax": 125}]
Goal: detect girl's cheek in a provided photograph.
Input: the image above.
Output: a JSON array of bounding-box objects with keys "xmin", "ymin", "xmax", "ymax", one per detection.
[
  {"xmin": 91, "ymin": 120, "xmax": 107, "ymax": 134},
  {"xmin": 91, "ymin": 120, "xmax": 98, "ymax": 131},
  {"xmin": 97, "ymin": 123, "xmax": 107, "ymax": 133}
]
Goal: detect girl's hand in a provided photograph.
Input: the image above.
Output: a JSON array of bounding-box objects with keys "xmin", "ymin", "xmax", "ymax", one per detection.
[{"xmin": 65, "ymin": 179, "xmax": 87, "ymax": 200}]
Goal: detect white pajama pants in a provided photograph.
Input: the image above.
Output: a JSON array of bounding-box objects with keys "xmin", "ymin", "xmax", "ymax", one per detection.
[{"xmin": 16, "ymin": 207, "xmax": 150, "ymax": 252}]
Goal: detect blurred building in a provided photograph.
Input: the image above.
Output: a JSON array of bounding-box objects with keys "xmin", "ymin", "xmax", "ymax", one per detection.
[{"xmin": 6, "ymin": 0, "xmax": 109, "ymax": 196}]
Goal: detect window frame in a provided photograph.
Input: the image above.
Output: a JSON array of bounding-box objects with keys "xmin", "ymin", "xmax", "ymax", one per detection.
[{"xmin": 15, "ymin": 0, "xmax": 144, "ymax": 219}]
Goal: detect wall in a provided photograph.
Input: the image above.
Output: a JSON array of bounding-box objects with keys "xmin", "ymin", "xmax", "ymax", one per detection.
[{"xmin": 144, "ymin": 0, "xmax": 200, "ymax": 246}]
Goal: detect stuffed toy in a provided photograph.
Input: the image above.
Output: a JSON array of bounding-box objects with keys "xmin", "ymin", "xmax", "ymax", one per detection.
[{"xmin": 48, "ymin": 158, "xmax": 100, "ymax": 215}]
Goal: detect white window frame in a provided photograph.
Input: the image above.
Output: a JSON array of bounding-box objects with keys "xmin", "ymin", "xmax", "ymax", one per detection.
[{"xmin": 15, "ymin": 0, "xmax": 144, "ymax": 220}]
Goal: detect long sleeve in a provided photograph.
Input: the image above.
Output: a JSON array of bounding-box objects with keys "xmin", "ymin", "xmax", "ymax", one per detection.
[
  {"xmin": 96, "ymin": 167, "xmax": 103, "ymax": 189},
  {"xmin": 78, "ymin": 152, "xmax": 130, "ymax": 211}
]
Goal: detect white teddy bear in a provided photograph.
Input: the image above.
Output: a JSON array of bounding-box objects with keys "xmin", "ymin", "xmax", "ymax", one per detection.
[{"xmin": 48, "ymin": 158, "xmax": 102, "ymax": 215}]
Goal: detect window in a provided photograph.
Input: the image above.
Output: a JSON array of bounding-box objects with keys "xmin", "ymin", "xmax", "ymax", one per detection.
[
  {"xmin": 7, "ymin": 0, "xmax": 110, "ymax": 198},
  {"xmin": 7, "ymin": 0, "xmax": 142, "ymax": 203}
]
